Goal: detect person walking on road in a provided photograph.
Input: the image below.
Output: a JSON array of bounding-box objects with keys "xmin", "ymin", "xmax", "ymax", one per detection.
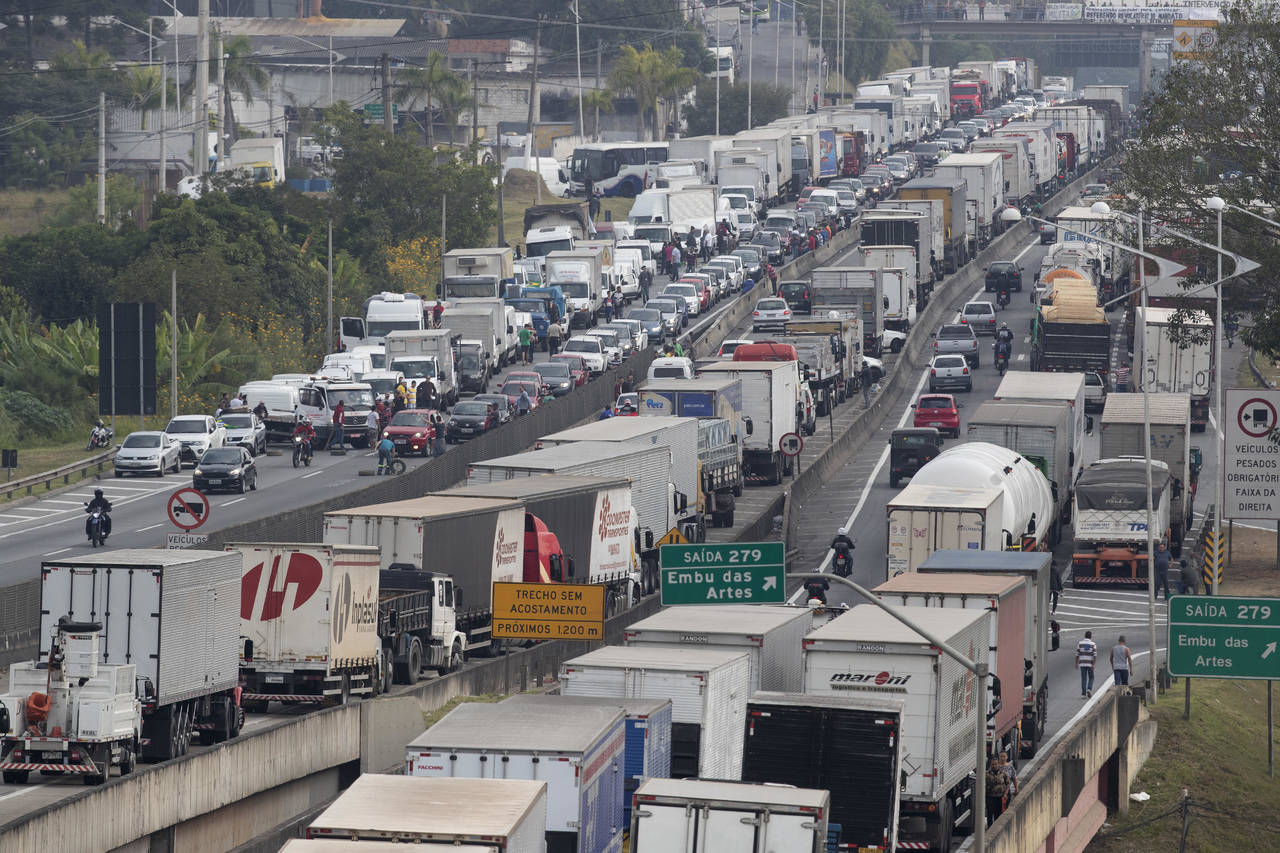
[
  {"xmin": 1049, "ymin": 558, "xmax": 1063, "ymax": 612},
  {"xmin": 670, "ymin": 245, "xmax": 682, "ymax": 278},
  {"xmin": 1110, "ymin": 636, "xmax": 1134, "ymax": 686},
  {"xmin": 860, "ymin": 360, "xmax": 873, "ymax": 409},
  {"xmin": 518, "ymin": 323, "xmax": 534, "ymax": 364},
  {"xmin": 1179, "ymin": 558, "xmax": 1199, "ymax": 595},
  {"xmin": 639, "ymin": 267, "xmax": 652, "ymax": 303},
  {"xmin": 547, "ymin": 319, "xmax": 564, "ymax": 357},
  {"xmin": 516, "ymin": 388, "xmax": 533, "ymax": 416},
  {"xmin": 1075, "ymin": 630, "xmax": 1097, "ymax": 697},
  {"xmin": 1114, "ymin": 363, "xmax": 1131, "ymax": 392},
  {"xmin": 985, "ymin": 757, "xmax": 1008, "ymax": 826},
  {"xmin": 429, "ymin": 410, "xmax": 446, "ymax": 457},
  {"xmin": 1153, "ymin": 540, "xmax": 1172, "ymax": 599},
  {"xmin": 329, "ymin": 400, "xmax": 346, "ymax": 450}
]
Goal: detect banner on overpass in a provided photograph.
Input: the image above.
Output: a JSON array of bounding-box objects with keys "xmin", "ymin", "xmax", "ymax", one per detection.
[
  {"xmin": 1083, "ymin": 6, "xmax": 1221, "ymax": 24},
  {"xmin": 1045, "ymin": 4, "xmax": 1082, "ymax": 21}
]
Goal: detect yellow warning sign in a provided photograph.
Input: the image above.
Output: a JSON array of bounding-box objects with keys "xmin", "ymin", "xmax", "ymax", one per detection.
[
  {"xmin": 491, "ymin": 582, "xmax": 606, "ymax": 640},
  {"xmin": 657, "ymin": 526, "xmax": 689, "ymax": 546}
]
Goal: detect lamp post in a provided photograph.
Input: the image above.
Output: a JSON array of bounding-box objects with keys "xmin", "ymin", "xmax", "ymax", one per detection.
[
  {"xmin": 1206, "ymin": 195, "xmax": 1225, "ymax": 595},
  {"xmin": 288, "ymin": 35, "xmax": 345, "ymax": 107}
]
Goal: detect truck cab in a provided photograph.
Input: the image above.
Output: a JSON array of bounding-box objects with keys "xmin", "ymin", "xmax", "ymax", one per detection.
[
  {"xmin": 379, "ymin": 570, "xmax": 467, "ymax": 677},
  {"xmin": 301, "ymin": 380, "xmax": 379, "ymax": 447},
  {"xmin": 340, "ymin": 291, "xmax": 426, "ymax": 351}
]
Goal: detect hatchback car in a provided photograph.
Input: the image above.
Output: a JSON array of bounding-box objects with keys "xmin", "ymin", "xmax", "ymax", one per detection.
[
  {"xmin": 1039, "ymin": 222, "xmax": 1056, "ymax": 244},
  {"xmin": 531, "ymin": 361, "xmax": 575, "ymax": 397},
  {"xmin": 960, "ymin": 301, "xmax": 998, "ymax": 336},
  {"xmin": 500, "ymin": 379, "xmax": 542, "ymax": 410},
  {"xmin": 219, "ymin": 412, "xmax": 267, "ymax": 456},
  {"xmin": 912, "ymin": 394, "xmax": 962, "ymax": 438},
  {"xmin": 165, "ymin": 414, "xmax": 227, "ymax": 466},
  {"xmin": 717, "ymin": 338, "xmax": 752, "ymax": 358},
  {"xmin": 383, "ymin": 409, "xmax": 436, "ymax": 455},
  {"xmin": 733, "ymin": 246, "xmax": 765, "ymax": 279},
  {"xmin": 889, "ymin": 427, "xmax": 943, "ymax": 488},
  {"xmin": 474, "ymin": 393, "xmax": 516, "ymax": 423},
  {"xmin": 507, "ymin": 370, "xmax": 553, "ymax": 396},
  {"xmin": 114, "ymin": 431, "xmax": 181, "ymax": 477},
  {"xmin": 550, "ymin": 353, "xmax": 590, "ymax": 386},
  {"xmin": 934, "ymin": 323, "xmax": 981, "ymax": 368},
  {"xmin": 985, "ymin": 261, "xmax": 1023, "ymax": 293},
  {"xmin": 193, "ymin": 446, "xmax": 257, "ymax": 493},
  {"xmin": 928, "ymin": 354, "xmax": 973, "ymax": 393},
  {"xmin": 663, "ymin": 283, "xmax": 702, "ymax": 316},
  {"xmin": 646, "ymin": 298, "xmax": 685, "ymax": 333},
  {"xmin": 752, "ymin": 297, "xmax": 793, "ymax": 332},
  {"xmin": 446, "ymin": 400, "xmax": 497, "ymax": 441},
  {"xmin": 628, "ymin": 307, "xmax": 666, "ymax": 342},
  {"xmin": 777, "ymin": 281, "xmax": 813, "ymax": 315},
  {"xmin": 562, "ymin": 336, "xmax": 607, "ymax": 373},
  {"xmin": 939, "ymin": 129, "xmax": 967, "ymax": 151},
  {"xmin": 749, "ymin": 231, "xmax": 784, "ymax": 264}
]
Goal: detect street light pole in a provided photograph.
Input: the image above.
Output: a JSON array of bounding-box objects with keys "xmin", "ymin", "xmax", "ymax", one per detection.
[
  {"xmin": 1211, "ymin": 197, "xmax": 1224, "ymax": 596},
  {"xmin": 1138, "ymin": 207, "xmax": 1159, "ymax": 702},
  {"xmin": 748, "ymin": 4, "xmax": 755, "ymax": 129}
]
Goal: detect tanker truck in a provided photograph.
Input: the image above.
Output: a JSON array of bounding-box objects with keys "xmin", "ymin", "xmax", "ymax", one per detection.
[{"xmin": 886, "ymin": 442, "xmax": 1055, "ymax": 578}]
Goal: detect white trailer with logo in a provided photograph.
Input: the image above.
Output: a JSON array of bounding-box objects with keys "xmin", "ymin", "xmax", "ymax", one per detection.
[
  {"xmin": 231, "ymin": 543, "xmax": 384, "ymax": 711},
  {"xmin": 560, "ymin": 646, "xmax": 750, "ymax": 780},
  {"xmin": 803, "ymin": 605, "xmax": 990, "ymax": 853}
]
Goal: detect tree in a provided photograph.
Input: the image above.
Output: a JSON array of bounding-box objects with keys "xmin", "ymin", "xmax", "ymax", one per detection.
[
  {"xmin": 125, "ymin": 65, "xmax": 177, "ymax": 130},
  {"xmin": 1119, "ymin": 0, "xmax": 1280, "ymax": 358},
  {"xmin": 48, "ymin": 40, "xmax": 114, "ymax": 77},
  {"xmin": 683, "ymin": 80, "xmax": 791, "ymax": 135},
  {"xmin": 800, "ymin": 0, "xmax": 898, "ymax": 87},
  {"xmin": 47, "ymin": 174, "xmax": 142, "ymax": 230},
  {"xmin": 395, "ymin": 51, "xmax": 470, "ymax": 148},
  {"xmin": 0, "ymin": 224, "xmax": 131, "ymax": 321},
  {"xmin": 218, "ymin": 33, "xmax": 269, "ymax": 145},
  {"xmin": 572, "ymin": 89, "xmax": 616, "ymax": 139},
  {"xmin": 609, "ymin": 44, "xmax": 698, "ymax": 140}
]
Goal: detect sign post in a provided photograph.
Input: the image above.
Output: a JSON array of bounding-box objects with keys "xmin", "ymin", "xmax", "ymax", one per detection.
[
  {"xmin": 491, "ymin": 581, "xmax": 605, "ymax": 641},
  {"xmin": 779, "ymin": 432, "xmax": 802, "ymax": 480},
  {"xmin": 659, "ymin": 542, "xmax": 786, "ymax": 605},
  {"xmin": 1223, "ymin": 388, "xmax": 1280, "ymax": 521}
]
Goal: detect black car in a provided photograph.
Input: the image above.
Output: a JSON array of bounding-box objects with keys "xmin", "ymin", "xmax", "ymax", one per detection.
[
  {"xmin": 749, "ymin": 232, "xmax": 784, "ymax": 264},
  {"xmin": 446, "ymin": 399, "xmax": 496, "ymax": 442},
  {"xmin": 778, "ymin": 281, "xmax": 813, "ymax": 315},
  {"xmin": 530, "ymin": 361, "xmax": 575, "ymax": 397},
  {"xmin": 193, "ymin": 446, "xmax": 258, "ymax": 493},
  {"xmin": 889, "ymin": 427, "xmax": 943, "ymax": 488},
  {"xmin": 985, "ymin": 261, "xmax": 1024, "ymax": 292},
  {"xmin": 732, "ymin": 247, "xmax": 765, "ymax": 280},
  {"xmin": 474, "ymin": 393, "xmax": 514, "ymax": 424},
  {"xmin": 912, "ymin": 142, "xmax": 946, "ymax": 167}
]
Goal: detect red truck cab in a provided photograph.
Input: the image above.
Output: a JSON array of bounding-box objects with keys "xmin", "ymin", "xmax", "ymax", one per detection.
[{"xmin": 523, "ymin": 513, "xmax": 572, "ymax": 583}]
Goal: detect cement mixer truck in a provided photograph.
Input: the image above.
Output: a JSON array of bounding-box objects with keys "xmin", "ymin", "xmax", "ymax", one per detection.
[{"xmin": 886, "ymin": 442, "xmax": 1055, "ymax": 578}]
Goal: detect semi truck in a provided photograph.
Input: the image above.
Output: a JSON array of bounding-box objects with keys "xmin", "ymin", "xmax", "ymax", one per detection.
[
  {"xmin": 442, "ymin": 247, "xmax": 515, "ymax": 300},
  {"xmin": 898, "ymin": 178, "xmax": 969, "ymax": 272},
  {"xmin": 560, "ymin": 646, "xmax": 750, "ymax": 779},
  {"xmin": 783, "ymin": 315, "xmax": 864, "ymax": 403},
  {"xmin": 1032, "ymin": 283, "xmax": 1110, "ymax": 376},
  {"xmin": 1134, "ymin": 307, "xmax": 1213, "ymax": 431},
  {"xmin": 994, "ymin": 371, "xmax": 1088, "ymax": 474},
  {"xmin": 993, "ymin": 122, "xmax": 1057, "ymax": 197},
  {"xmin": 741, "ymin": 692, "xmax": 903, "ymax": 852},
  {"xmin": 1072, "ymin": 458, "xmax": 1173, "ymax": 587},
  {"xmin": 232, "ymin": 543, "xmax": 387, "ymax": 710},
  {"xmin": 545, "ymin": 250, "xmax": 604, "ymax": 328},
  {"xmin": 307, "ymin": 775, "xmax": 548, "ymax": 848},
  {"xmin": 638, "ymin": 376, "xmax": 743, "ymax": 431},
  {"xmin": 9, "ymin": 550, "xmax": 242, "ymax": 767},
  {"xmin": 916, "ymin": 549, "xmax": 1055, "ymax": 759},
  {"xmin": 887, "ymin": 443, "xmax": 1055, "ymax": 577},
  {"xmin": 756, "ymin": 333, "xmax": 843, "ymax": 417},
  {"xmin": 1100, "ymin": 392, "xmax": 1194, "ymax": 554},
  {"xmin": 524, "ymin": 201, "xmax": 592, "ymax": 262},
  {"xmin": 1054, "ymin": 205, "xmax": 1132, "ymax": 301},
  {"xmin": 966, "ymin": 401, "xmax": 1076, "ymax": 546},
  {"xmin": 930, "ymin": 152, "xmax": 1005, "ymax": 249},
  {"xmin": 667, "ymin": 135, "xmax": 734, "ymax": 183},
  {"xmin": 873, "ymin": 201, "xmax": 946, "ymax": 288},
  {"xmin": 971, "ymin": 136, "xmax": 1034, "ymax": 206},
  {"xmin": 804, "ymin": 605, "xmax": 990, "ymax": 852},
  {"xmin": 733, "ymin": 127, "xmax": 794, "ymax": 198},
  {"xmin": 698, "ymin": 361, "xmax": 801, "ymax": 485},
  {"xmin": 811, "ymin": 266, "xmax": 885, "ymax": 356},
  {"xmin": 406, "ymin": 702, "xmax": 626, "ymax": 853},
  {"xmin": 630, "ymin": 778, "xmax": 831, "ymax": 853}
]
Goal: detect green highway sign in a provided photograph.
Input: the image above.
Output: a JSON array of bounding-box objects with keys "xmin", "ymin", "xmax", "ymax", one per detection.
[
  {"xmin": 1167, "ymin": 595, "xmax": 1280, "ymax": 680},
  {"xmin": 660, "ymin": 542, "xmax": 786, "ymax": 606},
  {"xmin": 363, "ymin": 103, "xmax": 399, "ymax": 121}
]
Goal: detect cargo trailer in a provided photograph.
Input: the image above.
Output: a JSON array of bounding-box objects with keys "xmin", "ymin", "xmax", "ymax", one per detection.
[{"xmin": 630, "ymin": 778, "xmax": 830, "ymax": 853}]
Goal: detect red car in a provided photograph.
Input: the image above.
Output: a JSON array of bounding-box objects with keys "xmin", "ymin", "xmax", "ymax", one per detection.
[
  {"xmin": 507, "ymin": 370, "xmax": 551, "ymax": 396},
  {"xmin": 912, "ymin": 394, "xmax": 962, "ymax": 438},
  {"xmin": 552, "ymin": 353, "xmax": 590, "ymax": 386},
  {"xmin": 500, "ymin": 379, "xmax": 542, "ymax": 410},
  {"xmin": 381, "ymin": 409, "xmax": 435, "ymax": 456},
  {"xmin": 678, "ymin": 277, "xmax": 713, "ymax": 310}
]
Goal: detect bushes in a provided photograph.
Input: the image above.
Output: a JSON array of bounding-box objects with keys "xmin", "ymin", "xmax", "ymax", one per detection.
[{"xmin": 0, "ymin": 389, "xmax": 74, "ymax": 443}]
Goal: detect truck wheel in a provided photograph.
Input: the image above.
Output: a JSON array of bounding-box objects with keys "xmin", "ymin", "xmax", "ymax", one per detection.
[
  {"xmin": 3, "ymin": 771, "xmax": 29, "ymax": 784},
  {"xmin": 83, "ymin": 745, "xmax": 108, "ymax": 785},
  {"xmin": 444, "ymin": 641, "xmax": 463, "ymax": 674},
  {"xmin": 119, "ymin": 746, "xmax": 136, "ymax": 776},
  {"xmin": 404, "ymin": 639, "xmax": 423, "ymax": 685},
  {"xmin": 381, "ymin": 649, "xmax": 395, "ymax": 694}
]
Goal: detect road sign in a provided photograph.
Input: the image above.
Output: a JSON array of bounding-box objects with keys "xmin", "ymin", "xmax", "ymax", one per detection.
[
  {"xmin": 1168, "ymin": 595, "xmax": 1280, "ymax": 680},
  {"xmin": 657, "ymin": 526, "xmax": 689, "ymax": 546},
  {"xmin": 1173, "ymin": 19, "xmax": 1216, "ymax": 61},
  {"xmin": 659, "ymin": 542, "xmax": 786, "ymax": 605},
  {"xmin": 167, "ymin": 532, "xmax": 209, "ymax": 550},
  {"xmin": 779, "ymin": 432, "xmax": 803, "ymax": 457},
  {"xmin": 1202, "ymin": 529, "xmax": 1225, "ymax": 589},
  {"xmin": 167, "ymin": 487, "xmax": 210, "ymax": 531},
  {"xmin": 491, "ymin": 581, "xmax": 606, "ymax": 641},
  {"xmin": 1223, "ymin": 388, "xmax": 1280, "ymax": 519},
  {"xmin": 363, "ymin": 102, "xmax": 399, "ymax": 121}
]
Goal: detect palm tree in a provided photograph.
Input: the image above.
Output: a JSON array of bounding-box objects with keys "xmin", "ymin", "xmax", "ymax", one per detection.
[
  {"xmin": 125, "ymin": 66, "xmax": 177, "ymax": 130},
  {"xmin": 218, "ymin": 34, "xmax": 269, "ymax": 147},
  {"xmin": 572, "ymin": 89, "xmax": 616, "ymax": 140},
  {"xmin": 608, "ymin": 45, "xmax": 696, "ymax": 141},
  {"xmin": 395, "ymin": 51, "xmax": 469, "ymax": 148},
  {"xmin": 436, "ymin": 85, "xmax": 474, "ymax": 145}
]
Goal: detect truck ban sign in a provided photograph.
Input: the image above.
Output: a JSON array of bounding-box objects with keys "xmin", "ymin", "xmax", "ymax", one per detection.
[
  {"xmin": 1167, "ymin": 594, "xmax": 1280, "ymax": 680},
  {"xmin": 659, "ymin": 542, "xmax": 786, "ymax": 605}
]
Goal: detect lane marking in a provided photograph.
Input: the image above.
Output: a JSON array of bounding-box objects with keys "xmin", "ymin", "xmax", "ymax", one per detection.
[
  {"xmin": 135, "ymin": 523, "xmax": 164, "ymax": 533},
  {"xmin": 42, "ymin": 547, "xmax": 71, "ymax": 557},
  {"xmin": 0, "ymin": 783, "xmax": 52, "ymax": 803},
  {"xmin": 221, "ymin": 498, "xmax": 247, "ymax": 508},
  {"xmin": 300, "ymin": 470, "xmax": 324, "ymax": 479}
]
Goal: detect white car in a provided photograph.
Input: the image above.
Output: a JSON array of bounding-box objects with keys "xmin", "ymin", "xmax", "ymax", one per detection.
[
  {"xmin": 928, "ymin": 353, "xmax": 973, "ymax": 393},
  {"xmin": 563, "ymin": 335, "xmax": 606, "ymax": 373},
  {"xmin": 114, "ymin": 431, "xmax": 182, "ymax": 477},
  {"xmin": 718, "ymin": 338, "xmax": 752, "ymax": 358},
  {"xmin": 736, "ymin": 210, "xmax": 759, "ymax": 240},
  {"xmin": 604, "ymin": 319, "xmax": 648, "ymax": 352},
  {"xmin": 219, "ymin": 411, "xmax": 268, "ymax": 456},
  {"xmin": 662, "ymin": 283, "xmax": 702, "ymax": 317},
  {"xmin": 165, "ymin": 414, "xmax": 227, "ymax": 467},
  {"xmin": 752, "ymin": 297, "xmax": 793, "ymax": 332},
  {"xmin": 882, "ymin": 328, "xmax": 907, "ymax": 354},
  {"xmin": 706, "ymin": 256, "xmax": 745, "ymax": 291},
  {"xmin": 586, "ymin": 328, "xmax": 626, "ymax": 364},
  {"xmin": 863, "ymin": 355, "xmax": 885, "ymax": 383}
]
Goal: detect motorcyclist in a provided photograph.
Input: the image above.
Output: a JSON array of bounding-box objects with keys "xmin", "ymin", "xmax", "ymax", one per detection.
[
  {"xmin": 995, "ymin": 338, "xmax": 1012, "ymax": 371},
  {"xmin": 85, "ymin": 487, "xmax": 112, "ymax": 539},
  {"xmin": 804, "ymin": 576, "xmax": 831, "ymax": 605},
  {"xmin": 997, "ymin": 323, "xmax": 1014, "ymax": 346},
  {"xmin": 997, "ymin": 287, "xmax": 1011, "ymax": 309},
  {"xmin": 291, "ymin": 415, "xmax": 316, "ymax": 461},
  {"xmin": 831, "ymin": 527, "xmax": 855, "ymax": 576}
]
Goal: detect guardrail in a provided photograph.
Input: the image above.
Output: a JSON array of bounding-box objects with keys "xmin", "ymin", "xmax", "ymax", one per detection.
[{"xmin": 1, "ymin": 446, "xmax": 116, "ymax": 502}]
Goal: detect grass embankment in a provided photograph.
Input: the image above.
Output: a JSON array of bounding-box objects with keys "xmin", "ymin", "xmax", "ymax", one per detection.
[
  {"xmin": 1086, "ymin": 526, "xmax": 1280, "ymax": 853},
  {"xmin": 493, "ymin": 169, "xmax": 632, "ymax": 251},
  {"xmin": 419, "ymin": 692, "xmax": 505, "ymax": 729},
  {"xmin": 0, "ymin": 188, "xmax": 70, "ymax": 238}
]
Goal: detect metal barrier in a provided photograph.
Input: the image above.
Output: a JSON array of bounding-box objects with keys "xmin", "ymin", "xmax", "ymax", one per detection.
[{"xmin": 1, "ymin": 447, "xmax": 116, "ymax": 502}]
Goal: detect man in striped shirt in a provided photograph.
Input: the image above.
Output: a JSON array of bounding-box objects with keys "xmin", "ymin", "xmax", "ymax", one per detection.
[
  {"xmin": 1114, "ymin": 364, "xmax": 1131, "ymax": 392},
  {"xmin": 1075, "ymin": 630, "xmax": 1098, "ymax": 697}
]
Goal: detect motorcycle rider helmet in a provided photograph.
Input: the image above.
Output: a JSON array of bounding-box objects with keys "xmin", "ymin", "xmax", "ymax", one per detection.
[
  {"xmin": 93, "ymin": 488, "xmax": 104, "ymax": 499},
  {"xmin": 837, "ymin": 527, "xmax": 848, "ymax": 537}
]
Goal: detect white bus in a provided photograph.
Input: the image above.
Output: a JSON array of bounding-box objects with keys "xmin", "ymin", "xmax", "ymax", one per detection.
[{"xmin": 569, "ymin": 141, "xmax": 669, "ymax": 198}]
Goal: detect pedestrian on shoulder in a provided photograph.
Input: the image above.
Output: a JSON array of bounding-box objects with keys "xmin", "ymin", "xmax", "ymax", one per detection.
[
  {"xmin": 1110, "ymin": 636, "xmax": 1133, "ymax": 686},
  {"xmin": 517, "ymin": 388, "xmax": 533, "ymax": 416},
  {"xmin": 1179, "ymin": 558, "xmax": 1198, "ymax": 595},
  {"xmin": 1114, "ymin": 363, "xmax": 1131, "ymax": 392},
  {"xmin": 860, "ymin": 360, "xmax": 873, "ymax": 408},
  {"xmin": 1075, "ymin": 630, "xmax": 1097, "ymax": 697},
  {"xmin": 985, "ymin": 757, "xmax": 1008, "ymax": 825},
  {"xmin": 1153, "ymin": 540, "xmax": 1171, "ymax": 599},
  {"xmin": 547, "ymin": 319, "xmax": 564, "ymax": 357}
]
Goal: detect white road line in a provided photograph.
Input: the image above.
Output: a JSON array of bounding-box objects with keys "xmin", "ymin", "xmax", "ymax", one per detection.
[
  {"xmin": 1017, "ymin": 353, "xmax": 1026, "ymax": 361},
  {"xmin": 1054, "ymin": 603, "xmax": 1167, "ymax": 617},
  {"xmin": 221, "ymin": 498, "xmax": 247, "ymax": 507},
  {"xmin": 300, "ymin": 470, "xmax": 324, "ymax": 479},
  {"xmin": 1013, "ymin": 240, "xmax": 1039, "ymax": 262},
  {"xmin": 0, "ymin": 783, "xmax": 51, "ymax": 803},
  {"xmin": 42, "ymin": 547, "xmax": 71, "ymax": 557},
  {"xmin": 135, "ymin": 523, "xmax": 164, "ymax": 533},
  {"xmin": 37, "ymin": 499, "xmax": 83, "ymax": 506}
]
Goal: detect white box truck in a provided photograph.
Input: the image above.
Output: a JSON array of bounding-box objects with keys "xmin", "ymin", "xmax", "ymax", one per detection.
[
  {"xmin": 630, "ymin": 778, "xmax": 831, "ymax": 853},
  {"xmin": 971, "ymin": 136, "xmax": 1034, "ymax": 206},
  {"xmin": 560, "ymin": 646, "xmax": 750, "ymax": 780},
  {"xmin": 733, "ymin": 127, "xmax": 793, "ymax": 200},
  {"xmin": 993, "ymin": 371, "xmax": 1087, "ymax": 478},
  {"xmin": 698, "ymin": 361, "xmax": 800, "ymax": 486},
  {"xmin": 33, "ymin": 550, "xmax": 242, "ymax": 762},
  {"xmin": 445, "ymin": 298, "xmax": 518, "ymax": 367},
  {"xmin": 307, "ymin": 775, "xmax": 547, "ymax": 850},
  {"xmin": 622, "ymin": 604, "xmax": 809, "ymax": 693},
  {"xmin": 1134, "ymin": 306, "xmax": 1212, "ymax": 431},
  {"xmin": 546, "ymin": 250, "xmax": 605, "ymax": 328},
  {"xmin": 407, "ymin": 702, "xmax": 626, "ymax": 853},
  {"xmin": 442, "ymin": 247, "xmax": 516, "ymax": 300},
  {"xmin": 886, "ymin": 484, "xmax": 1006, "ymax": 578},
  {"xmin": 230, "ymin": 543, "xmax": 384, "ymax": 711},
  {"xmin": 930, "ymin": 152, "xmax": 1005, "ymax": 248},
  {"xmin": 858, "ymin": 245, "xmax": 918, "ymax": 332},
  {"xmin": 811, "ymin": 266, "xmax": 885, "ymax": 356},
  {"xmin": 804, "ymin": 605, "xmax": 990, "ymax": 852},
  {"xmin": 994, "ymin": 121, "xmax": 1058, "ymax": 197},
  {"xmin": 385, "ymin": 328, "xmax": 460, "ymax": 407}
]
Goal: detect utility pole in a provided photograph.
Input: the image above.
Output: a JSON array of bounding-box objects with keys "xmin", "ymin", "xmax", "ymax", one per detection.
[
  {"xmin": 215, "ymin": 27, "xmax": 225, "ymax": 170},
  {"xmin": 526, "ymin": 19, "xmax": 543, "ymax": 205},
  {"xmin": 327, "ymin": 219, "xmax": 334, "ymax": 353},
  {"xmin": 775, "ymin": 4, "xmax": 781, "ymax": 88},
  {"xmin": 818, "ymin": 0, "xmax": 824, "ymax": 98},
  {"xmin": 595, "ymin": 39, "xmax": 602, "ymax": 141},
  {"xmin": 471, "ymin": 59, "xmax": 479, "ymax": 143},
  {"xmin": 159, "ymin": 58, "xmax": 167, "ymax": 194},
  {"xmin": 747, "ymin": 5, "xmax": 754, "ymax": 129},
  {"xmin": 496, "ymin": 138, "xmax": 506, "ymax": 248},
  {"xmin": 714, "ymin": 3, "xmax": 721, "ymax": 135},
  {"xmin": 170, "ymin": 270, "xmax": 178, "ymax": 420},
  {"xmin": 439, "ymin": 195, "xmax": 447, "ymax": 299},
  {"xmin": 196, "ymin": 0, "xmax": 209, "ymax": 175},
  {"xmin": 573, "ymin": 0, "xmax": 585, "ymax": 138},
  {"xmin": 97, "ymin": 91, "xmax": 106, "ymax": 225},
  {"xmin": 381, "ymin": 54, "xmax": 393, "ymax": 134}
]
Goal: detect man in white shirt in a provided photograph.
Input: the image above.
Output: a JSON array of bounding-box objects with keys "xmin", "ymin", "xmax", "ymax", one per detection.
[
  {"xmin": 1075, "ymin": 630, "xmax": 1097, "ymax": 697},
  {"xmin": 1111, "ymin": 636, "xmax": 1134, "ymax": 686}
]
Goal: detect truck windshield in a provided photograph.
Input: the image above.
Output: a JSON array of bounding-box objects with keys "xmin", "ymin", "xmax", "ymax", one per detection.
[
  {"xmin": 328, "ymin": 389, "xmax": 375, "ymax": 409},
  {"xmin": 367, "ymin": 319, "xmax": 421, "ymax": 338},
  {"xmin": 558, "ymin": 282, "xmax": 590, "ymax": 298},
  {"xmin": 505, "ymin": 299, "xmax": 545, "ymax": 313},
  {"xmin": 391, "ymin": 358, "xmax": 436, "ymax": 379},
  {"xmin": 459, "ymin": 352, "xmax": 481, "ymax": 371},
  {"xmin": 634, "ymin": 226, "xmax": 669, "ymax": 244},
  {"xmin": 526, "ymin": 238, "xmax": 573, "ymax": 258},
  {"xmin": 365, "ymin": 377, "xmax": 397, "ymax": 395},
  {"xmin": 444, "ymin": 278, "xmax": 499, "ymax": 299}
]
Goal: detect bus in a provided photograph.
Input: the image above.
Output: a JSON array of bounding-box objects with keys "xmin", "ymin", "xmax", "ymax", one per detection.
[{"xmin": 568, "ymin": 142, "xmax": 669, "ymax": 198}]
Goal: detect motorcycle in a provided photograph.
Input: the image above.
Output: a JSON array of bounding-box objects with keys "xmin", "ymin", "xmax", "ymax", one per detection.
[
  {"xmin": 84, "ymin": 504, "xmax": 109, "ymax": 548},
  {"xmin": 804, "ymin": 580, "xmax": 829, "ymax": 605},
  {"xmin": 996, "ymin": 289, "xmax": 1011, "ymax": 310},
  {"xmin": 292, "ymin": 435, "xmax": 313, "ymax": 468},
  {"xmin": 832, "ymin": 543, "xmax": 854, "ymax": 578},
  {"xmin": 996, "ymin": 350, "xmax": 1009, "ymax": 376},
  {"xmin": 86, "ymin": 421, "xmax": 114, "ymax": 451}
]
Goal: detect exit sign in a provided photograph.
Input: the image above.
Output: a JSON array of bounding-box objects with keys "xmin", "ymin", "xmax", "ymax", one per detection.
[
  {"xmin": 1167, "ymin": 595, "xmax": 1280, "ymax": 680},
  {"xmin": 659, "ymin": 542, "xmax": 786, "ymax": 605}
]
